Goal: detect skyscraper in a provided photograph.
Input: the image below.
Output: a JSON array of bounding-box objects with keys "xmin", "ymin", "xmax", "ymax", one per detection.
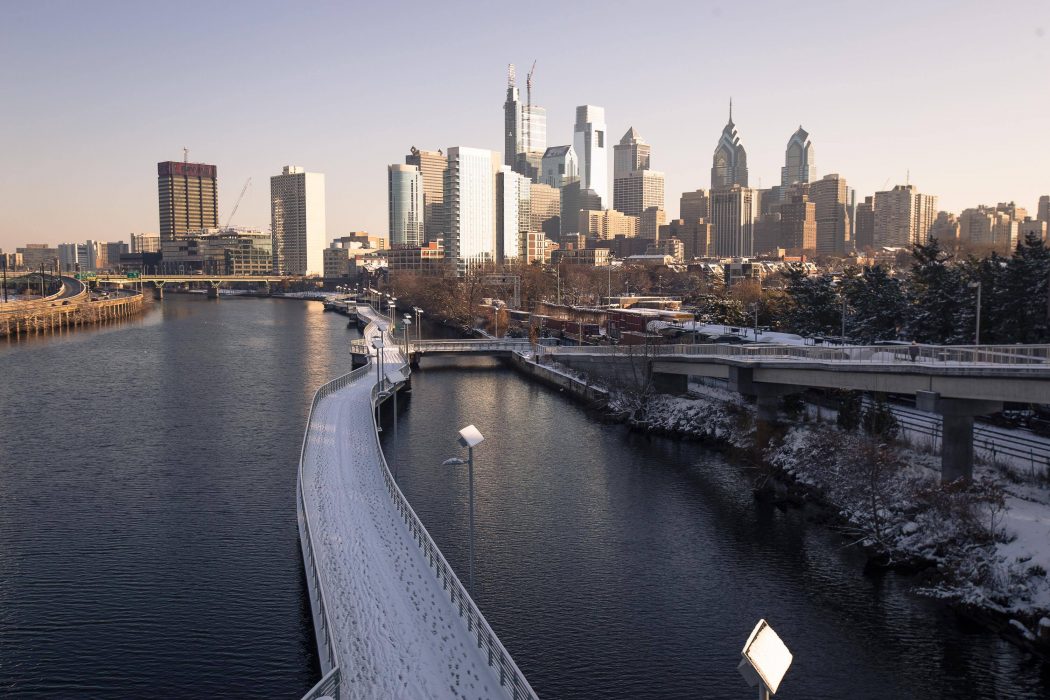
[
  {"xmin": 445, "ymin": 147, "xmax": 501, "ymax": 273},
  {"xmin": 778, "ymin": 191, "xmax": 817, "ymax": 252},
  {"xmin": 710, "ymin": 185, "xmax": 756, "ymax": 257},
  {"xmin": 873, "ymin": 185, "xmax": 937, "ymax": 249},
  {"xmin": 157, "ymin": 160, "xmax": 218, "ymax": 240},
  {"xmin": 497, "ymin": 167, "xmax": 530, "ymax": 262},
  {"xmin": 530, "ymin": 182, "xmax": 561, "ymax": 242},
  {"xmin": 613, "ymin": 127, "xmax": 663, "ymax": 217},
  {"xmin": 406, "ymin": 147, "xmax": 447, "ymax": 243},
  {"xmin": 615, "ymin": 171, "xmax": 665, "ymax": 218},
  {"xmin": 388, "ymin": 164, "xmax": 424, "ymax": 247},
  {"xmin": 781, "ymin": 126, "xmax": 816, "ymax": 188},
  {"xmin": 680, "ymin": 190, "xmax": 710, "ymax": 223},
  {"xmin": 503, "ymin": 64, "xmax": 546, "ymax": 175},
  {"xmin": 855, "ymin": 196, "xmax": 875, "ymax": 250},
  {"xmin": 271, "ymin": 165, "xmax": 326, "ymax": 275},
  {"xmin": 808, "ymin": 174, "xmax": 851, "ymax": 254},
  {"xmin": 503, "ymin": 67, "xmax": 521, "ymax": 168},
  {"xmin": 711, "ymin": 101, "xmax": 748, "ymax": 190},
  {"xmin": 613, "ymin": 127, "xmax": 651, "ymax": 179},
  {"xmin": 540, "ymin": 145, "xmax": 578, "ymax": 188},
  {"xmin": 1038, "ymin": 195, "xmax": 1050, "ymax": 224},
  {"xmin": 573, "ymin": 105, "xmax": 608, "ymax": 206}
]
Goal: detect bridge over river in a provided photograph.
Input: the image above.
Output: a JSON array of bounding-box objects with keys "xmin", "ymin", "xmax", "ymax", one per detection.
[
  {"xmin": 298, "ymin": 307, "xmax": 536, "ymax": 699},
  {"xmin": 352, "ymin": 338, "xmax": 1050, "ymax": 483}
]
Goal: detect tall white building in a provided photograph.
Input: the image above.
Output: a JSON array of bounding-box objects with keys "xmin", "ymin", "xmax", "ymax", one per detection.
[
  {"xmin": 445, "ymin": 147, "xmax": 501, "ymax": 274},
  {"xmin": 573, "ymin": 105, "xmax": 608, "ymax": 206},
  {"xmin": 271, "ymin": 166, "xmax": 326, "ymax": 275},
  {"xmin": 388, "ymin": 164, "xmax": 424, "ymax": 247},
  {"xmin": 497, "ymin": 166, "xmax": 530, "ymax": 262}
]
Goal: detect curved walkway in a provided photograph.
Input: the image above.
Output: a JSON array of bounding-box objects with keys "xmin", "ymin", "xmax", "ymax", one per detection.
[{"xmin": 300, "ymin": 308, "xmax": 533, "ymax": 699}]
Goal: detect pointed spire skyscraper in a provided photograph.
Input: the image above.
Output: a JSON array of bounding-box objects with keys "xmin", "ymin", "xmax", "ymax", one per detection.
[{"xmin": 711, "ymin": 101, "xmax": 748, "ymax": 190}]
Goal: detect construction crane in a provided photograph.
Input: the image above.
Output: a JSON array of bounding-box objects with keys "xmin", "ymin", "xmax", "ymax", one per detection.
[
  {"xmin": 525, "ymin": 60, "xmax": 536, "ymax": 154},
  {"xmin": 224, "ymin": 177, "xmax": 252, "ymax": 229}
]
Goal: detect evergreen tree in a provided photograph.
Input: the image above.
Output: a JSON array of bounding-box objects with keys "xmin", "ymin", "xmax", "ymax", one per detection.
[
  {"xmin": 993, "ymin": 233, "xmax": 1050, "ymax": 344},
  {"xmin": 905, "ymin": 239, "xmax": 969, "ymax": 343},
  {"xmin": 783, "ymin": 268, "xmax": 841, "ymax": 337},
  {"xmin": 842, "ymin": 265, "xmax": 908, "ymax": 343}
]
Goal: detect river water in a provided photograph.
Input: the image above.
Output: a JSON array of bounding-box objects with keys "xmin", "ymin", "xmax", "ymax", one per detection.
[{"xmin": 1, "ymin": 297, "xmax": 1047, "ymax": 698}]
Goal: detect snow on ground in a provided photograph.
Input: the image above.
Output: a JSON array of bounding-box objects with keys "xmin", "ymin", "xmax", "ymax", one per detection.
[{"xmin": 299, "ymin": 309, "xmax": 510, "ymax": 699}]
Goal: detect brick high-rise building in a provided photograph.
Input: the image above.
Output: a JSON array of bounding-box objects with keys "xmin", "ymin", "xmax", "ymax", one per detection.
[{"xmin": 157, "ymin": 160, "xmax": 218, "ymax": 240}]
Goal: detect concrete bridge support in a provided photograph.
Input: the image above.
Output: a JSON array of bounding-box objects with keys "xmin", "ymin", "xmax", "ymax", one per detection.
[
  {"xmin": 651, "ymin": 370, "xmax": 688, "ymax": 394},
  {"xmin": 916, "ymin": 392, "xmax": 1003, "ymax": 483},
  {"xmin": 152, "ymin": 281, "xmax": 165, "ymax": 300},
  {"xmin": 206, "ymin": 281, "xmax": 220, "ymax": 299}
]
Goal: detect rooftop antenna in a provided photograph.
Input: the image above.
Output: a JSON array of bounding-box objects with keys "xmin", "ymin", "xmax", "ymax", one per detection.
[
  {"xmin": 183, "ymin": 147, "xmax": 189, "ymax": 163},
  {"xmin": 507, "ymin": 63, "xmax": 515, "ymax": 88},
  {"xmin": 729, "ymin": 97, "xmax": 733, "ymax": 123},
  {"xmin": 906, "ymin": 169, "xmax": 911, "ymax": 186}
]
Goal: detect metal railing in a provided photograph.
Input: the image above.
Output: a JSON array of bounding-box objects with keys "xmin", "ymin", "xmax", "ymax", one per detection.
[
  {"xmin": 544, "ymin": 342, "xmax": 1050, "ymax": 368},
  {"xmin": 301, "ymin": 667, "xmax": 341, "ymax": 700},
  {"xmin": 0, "ymin": 276, "xmax": 87, "ymax": 314},
  {"xmin": 301, "ymin": 307, "xmax": 537, "ymax": 699},
  {"xmin": 367, "ymin": 371, "xmax": 539, "ymax": 700},
  {"xmin": 298, "ymin": 362, "xmax": 374, "ymax": 698}
]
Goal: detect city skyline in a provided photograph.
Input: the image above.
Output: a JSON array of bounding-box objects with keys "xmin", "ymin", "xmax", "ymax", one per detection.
[{"xmin": 2, "ymin": 0, "xmax": 1049, "ymax": 249}]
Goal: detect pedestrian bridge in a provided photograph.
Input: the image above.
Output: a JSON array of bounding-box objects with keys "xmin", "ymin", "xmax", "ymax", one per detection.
[
  {"xmin": 298, "ymin": 307, "xmax": 536, "ymax": 700},
  {"xmin": 373, "ymin": 338, "xmax": 1050, "ymax": 482}
]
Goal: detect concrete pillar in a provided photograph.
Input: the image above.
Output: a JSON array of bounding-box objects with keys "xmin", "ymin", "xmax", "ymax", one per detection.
[
  {"xmin": 152, "ymin": 284, "xmax": 164, "ymax": 301},
  {"xmin": 917, "ymin": 391, "xmax": 1003, "ymax": 483},
  {"xmin": 206, "ymin": 286, "xmax": 219, "ymax": 299}
]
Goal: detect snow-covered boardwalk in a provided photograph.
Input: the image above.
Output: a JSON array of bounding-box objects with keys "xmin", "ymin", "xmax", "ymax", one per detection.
[{"xmin": 298, "ymin": 308, "xmax": 536, "ymax": 700}]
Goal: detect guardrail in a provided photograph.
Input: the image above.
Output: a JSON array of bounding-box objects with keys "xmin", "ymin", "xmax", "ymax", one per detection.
[
  {"xmin": 545, "ymin": 342, "xmax": 1050, "ymax": 367},
  {"xmin": 0, "ymin": 277, "xmax": 87, "ymax": 314}
]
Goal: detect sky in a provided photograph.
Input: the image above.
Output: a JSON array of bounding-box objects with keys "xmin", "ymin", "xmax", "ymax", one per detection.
[{"xmin": 1, "ymin": 0, "xmax": 1048, "ymax": 249}]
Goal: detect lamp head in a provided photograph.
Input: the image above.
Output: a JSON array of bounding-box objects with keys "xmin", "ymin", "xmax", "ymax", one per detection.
[{"xmin": 457, "ymin": 424, "xmax": 484, "ymax": 448}]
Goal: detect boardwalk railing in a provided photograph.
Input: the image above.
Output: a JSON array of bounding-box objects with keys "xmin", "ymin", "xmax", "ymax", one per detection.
[
  {"xmin": 368, "ymin": 375, "xmax": 539, "ymax": 700},
  {"xmin": 300, "ymin": 306, "xmax": 537, "ymax": 699},
  {"xmin": 357, "ymin": 306, "xmax": 538, "ymax": 699},
  {"xmin": 298, "ymin": 362, "xmax": 373, "ymax": 699}
]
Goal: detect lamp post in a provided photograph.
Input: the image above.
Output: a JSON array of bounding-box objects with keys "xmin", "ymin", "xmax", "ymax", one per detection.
[
  {"xmin": 403, "ymin": 314, "xmax": 412, "ymax": 357},
  {"xmin": 413, "ymin": 306, "xmax": 423, "ymax": 343},
  {"xmin": 969, "ymin": 280, "xmax": 982, "ymax": 345},
  {"xmin": 442, "ymin": 425, "xmax": 484, "ymax": 597}
]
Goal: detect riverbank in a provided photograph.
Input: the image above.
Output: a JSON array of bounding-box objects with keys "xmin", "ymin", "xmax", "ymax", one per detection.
[{"xmin": 517, "ymin": 356, "xmax": 1050, "ymax": 658}]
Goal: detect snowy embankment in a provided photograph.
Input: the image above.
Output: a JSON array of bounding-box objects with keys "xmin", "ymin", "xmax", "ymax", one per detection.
[
  {"xmin": 299, "ymin": 313, "xmax": 515, "ymax": 699},
  {"xmin": 566, "ymin": 360, "xmax": 1050, "ymax": 648}
]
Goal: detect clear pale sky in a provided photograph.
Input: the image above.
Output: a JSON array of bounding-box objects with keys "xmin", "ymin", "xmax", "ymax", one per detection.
[{"xmin": 1, "ymin": 0, "xmax": 1048, "ymax": 249}]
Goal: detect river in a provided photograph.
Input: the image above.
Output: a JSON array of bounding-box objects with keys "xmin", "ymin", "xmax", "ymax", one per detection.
[{"xmin": 1, "ymin": 296, "xmax": 1047, "ymax": 698}]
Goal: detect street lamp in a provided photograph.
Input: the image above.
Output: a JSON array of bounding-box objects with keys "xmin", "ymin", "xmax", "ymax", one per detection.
[
  {"xmin": 402, "ymin": 314, "xmax": 412, "ymax": 357},
  {"xmin": 413, "ymin": 306, "xmax": 423, "ymax": 343},
  {"xmin": 442, "ymin": 424, "xmax": 484, "ymax": 596},
  {"xmin": 969, "ymin": 280, "xmax": 982, "ymax": 345},
  {"xmin": 738, "ymin": 619, "xmax": 792, "ymax": 699}
]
